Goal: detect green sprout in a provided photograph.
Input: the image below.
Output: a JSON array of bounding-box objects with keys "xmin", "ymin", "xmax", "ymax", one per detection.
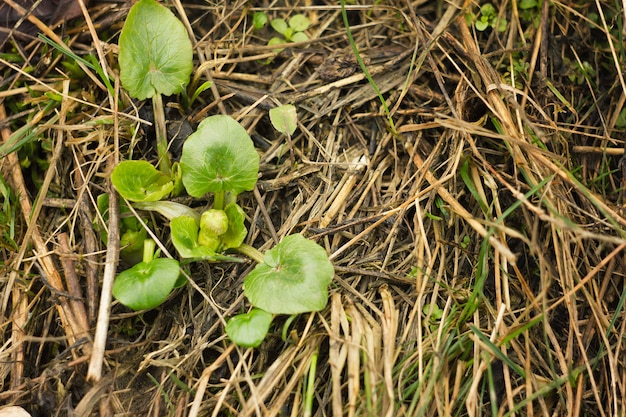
[
  {"xmin": 254, "ymin": 12, "xmax": 310, "ymax": 53},
  {"xmin": 466, "ymin": 3, "xmax": 507, "ymax": 32}
]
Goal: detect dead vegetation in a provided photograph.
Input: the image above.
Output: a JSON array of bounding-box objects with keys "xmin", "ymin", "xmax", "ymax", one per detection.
[{"xmin": 1, "ymin": 0, "xmax": 625, "ymax": 416}]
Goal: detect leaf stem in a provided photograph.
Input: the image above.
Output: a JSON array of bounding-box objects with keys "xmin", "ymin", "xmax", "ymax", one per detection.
[
  {"xmin": 143, "ymin": 238, "xmax": 156, "ymax": 264},
  {"xmin": 235, "ymin": 243, "xmax": 264, "ymax": 264},
  {"xmin": 152, "ymin": 93, "xmax": 172, "ymax": 175},
  {"xmin": 213, "ymin": 190, "xmax": 225, "ymax": 211}
]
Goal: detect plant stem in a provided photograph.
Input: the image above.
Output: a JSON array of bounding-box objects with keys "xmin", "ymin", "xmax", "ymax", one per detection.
[
  {"xmin": 303, "ymin": 349, "xmax": 318, "ymax": 417},
  {"xmin": 143, "ymin": 238, "xmax": 156, "ymax": 264},
  {"xmin": 235, "ymin": 243, "xmax": 264, "ymax": 264},
  {"xmin": 213, "ymin": 190, "xmax": 225, "ymax": 211},
  {"xmin": 152, "ymin": 93, "xmax": 172, "ymax": 175}
]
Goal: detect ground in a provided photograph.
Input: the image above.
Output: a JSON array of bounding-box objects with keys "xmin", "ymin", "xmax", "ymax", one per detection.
[{"xmin": 0, "ymin": 0, "xmax": 625, "ymax": 416}]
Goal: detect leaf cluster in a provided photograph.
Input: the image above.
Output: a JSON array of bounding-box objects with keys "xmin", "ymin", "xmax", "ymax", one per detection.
[{"xmin": 106, "ymin": 0, "xmax": 333, "ymax": 347}]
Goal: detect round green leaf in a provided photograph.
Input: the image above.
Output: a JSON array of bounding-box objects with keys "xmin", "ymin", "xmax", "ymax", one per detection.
[
  {"xmin": 111, "ymin": 160, "xmax": 174, "ymax": 202},
  {"xmin": 269, "ymin": 104, "xmax": 298, "ymax": 136},
  {"xmin": 252, "ymin": 12, "xmax": 268, "ymax": 29},
  {"xmin": 288, "ymin": 14, "xmax": 310, "ymax": 32},
  {"xmin": 270, "ymin": 18, "xmax": 288, "ymax": 35},
  {"xmin": 268, "ymin": 37, "xmax": 286, "ymax": 53},
  {"xmin": 181, "ymin": 115, "xmax": 259, "ymax": 197},
  {"xmin": 244, "ymin": 234, "xmax": 334, "ymax": 315},
  {"xmin": 290, "ymin": 31, "xmax": 309, "ymax": 43},
  {"xmin": 113, "ymin": 258, "xmax": 180, "ymax": 311},
  {"xmin": 119, "ymin": 0, "xmax": 193, "ymax": 99},
  {"xmin": 226, "ymin": 308, "xmax": 273, "ymax": 348}
]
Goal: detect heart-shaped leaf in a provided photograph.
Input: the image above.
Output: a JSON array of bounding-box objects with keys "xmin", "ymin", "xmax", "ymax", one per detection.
[
  {"xmin": 180, "ymin": 115, "xmax": 259, "ymax": 197},
  {"xmin": 113, "ymin": 258, "xmax": 180, "ymax": 311},
  {"xmin": 111, "ymin": 160, "xmax": 174, "ymax": 202},
  {"xmin": 226, "ymin": 308, "xmax": 273, "ymax": 348},
  {"xmin": 119, "ymin": 0, "xmax": 193, "ymax": 99},
  {"xmin": 244, "ymin": 234, "xmax": 334, "ymax": 315}
]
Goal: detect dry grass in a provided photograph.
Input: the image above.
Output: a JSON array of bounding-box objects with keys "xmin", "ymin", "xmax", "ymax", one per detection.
[{"xmin": 1, "ymin": 0, "xmax": 625, "ymax": 416}]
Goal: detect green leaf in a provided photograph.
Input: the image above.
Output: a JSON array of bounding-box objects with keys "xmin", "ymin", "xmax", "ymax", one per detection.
[
  {"xmin": 244, "ymin": 234, "xmax": 334, "ymax": 315},
  {"xmin": 226, "ymin": 308, "xmax": 273, "ymax": 348},
  {"xmin": 288, "ymin": 14, "xmax": 310, "ymax": 32},
  {"xmin": 111, "ymin": 160, "xmax": 174, "ymax": 202},
  {"xmin": 180, "ymin": 115, "xmax": 259, "ymax": 197},
  {"xmin": 118, "ymin": 0, "xmax": 193, "ymax": 99},
  {"xmin": 519, "ymin": 0, "xmax": 537, "ymax": 10},
  {"xmin": 171, "ymin": 216, "xmax": 219, "ymax": 259},
  {"xmin": 268, "ymin": 37, "xmax": 286, "ymax": 53},
  {"xmin": 270, "ymin": 18, "xmax": 288, "ymax": 35},
  {"xmin": 290, "ymin": 31, "xmax": 309, "ymax": 43},
  {"xmin": 171, "ymin": 216, "xmax": 241, "ymax": 261},
  {"xmin": 283, "ymin": 27, "xmax": 294, "ymax": 41},
  {"xmin": 269, "ymin": 104, "xmax": 298, "ymax": 136},
  {"xmin": 475, "ymin": 19, "xmax": 489, "ymax": 31},
  {"xmin": 252, "ymin": 12, "xmax": 268, "ymax": 29},
  {"xmin": 189, "ymin": 80, "xmax": 213, "ymax": 106},
  {"xmin": 113, "ymin": 258, "xmax": 180, "ymax": 310},
  {"xmin": 221, "ymin": 203, "xmax": 247, "ymax": 249}
]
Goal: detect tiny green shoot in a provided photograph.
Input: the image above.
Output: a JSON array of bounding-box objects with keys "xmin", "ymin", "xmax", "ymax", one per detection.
[
  {"xmin": 263, "ymin": 13, "xmax": 310, "ymax": 53},
  {"xmin": 269, "ymin": 104, "xmax": 298, "ymax": 165}
]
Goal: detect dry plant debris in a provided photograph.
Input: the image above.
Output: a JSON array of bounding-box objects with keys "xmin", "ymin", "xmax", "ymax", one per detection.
[{"xmin": 0, "ymin": 0, "xmax": 625, "ymax": 416}]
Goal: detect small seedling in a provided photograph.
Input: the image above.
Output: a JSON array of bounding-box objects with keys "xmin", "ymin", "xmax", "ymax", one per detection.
[
  {"xmin": 254, "ymin": 12, "xmax": 310, "ymax": 53},
  {"xmin": 466, "ymin": 3, "xmax": 507, "ymax": 32},
  {"xmin": 269, "ymin": 104, "xmax": 298, "ymax": 165},
  {"xmin": 109, "ymin": 0, "xmax": 331, "ymax": 348}
]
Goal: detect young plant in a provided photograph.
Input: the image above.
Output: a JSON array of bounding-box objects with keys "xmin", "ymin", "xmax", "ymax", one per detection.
[
  {"xmin": 269, "ymin": 104, "xmax": 298, "ymax": 165},
  {"xmin": 118, "ymin": 0, "xmax": 193, "ymax": 175},
  {"xmin": 110, "ymin": 114, "xmax": 334, "ymax": 347},
  {"xmin": 257, "ymin": 13, "xmax": 310, "ymax": 52},
  {"xmin": 466, "ymin": 3, "xmax": 507, "ymax": 32}
]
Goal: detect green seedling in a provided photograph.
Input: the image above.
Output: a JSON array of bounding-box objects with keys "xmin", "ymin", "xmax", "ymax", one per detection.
[
  {"xmin": 112, "ymin": 238, "xmax": 182, "ymax": 311},
  {"xmin": 269, "ymin": 104, "xmax": 298, "ymax": 165},
  {"xmin": 118, "ymin": 0, "xmax": 193, "ymax": 175},
  {"xmin": 263, "ymin": 13, "xmax": 310, "ymax": 52},
  {"xmin": 110, "ymin": 114, "xmax": 334, "ymax": 347},
  {"xmin": 466, "ymin": 3, "xmax": 507, "ymax": 32}
]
